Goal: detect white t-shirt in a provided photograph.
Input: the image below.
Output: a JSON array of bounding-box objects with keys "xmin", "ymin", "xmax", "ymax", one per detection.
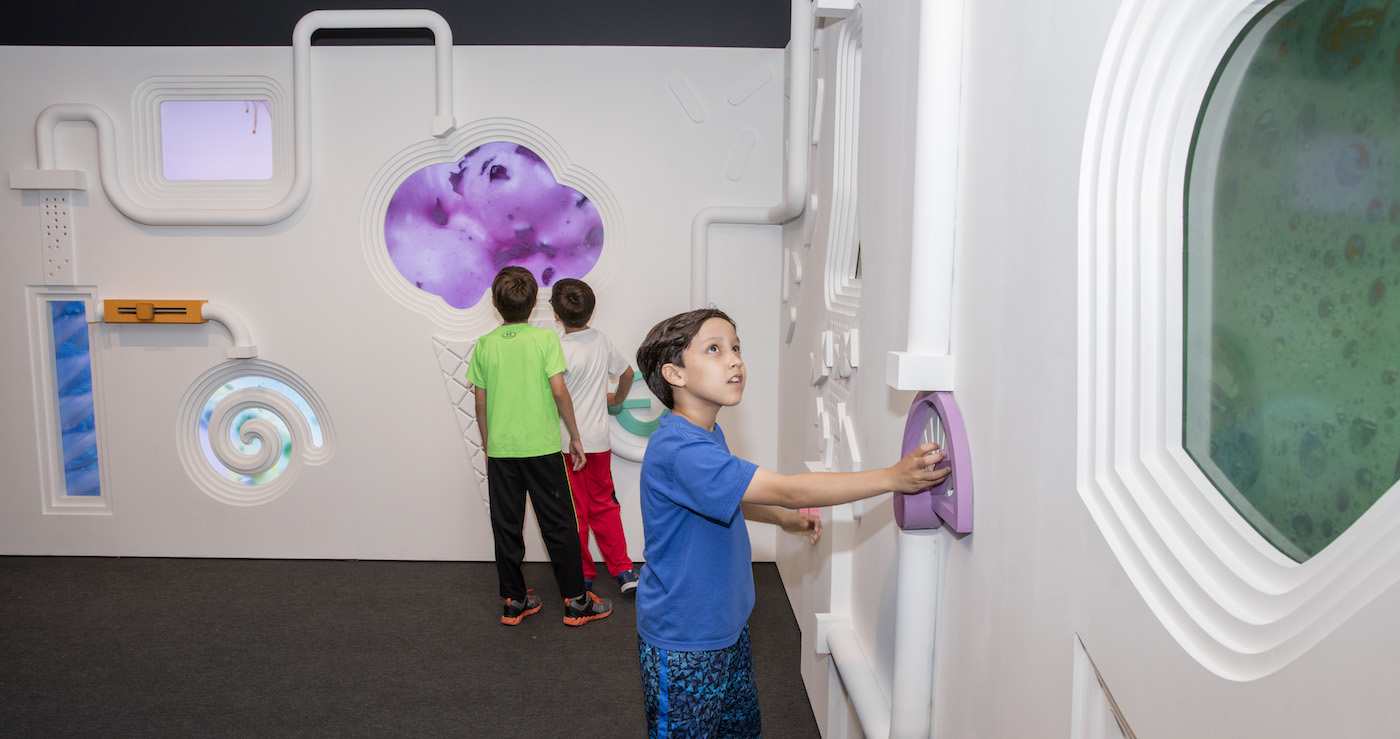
[{"xmin": 558, "ymin": 327, "xmax": 630, "ymax": 453}]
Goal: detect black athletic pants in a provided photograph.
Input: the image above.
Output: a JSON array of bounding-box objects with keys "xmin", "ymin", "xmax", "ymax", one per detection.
[{"xmin": 486, "ymin": 453, "xmax": 586, "ymax": 602}]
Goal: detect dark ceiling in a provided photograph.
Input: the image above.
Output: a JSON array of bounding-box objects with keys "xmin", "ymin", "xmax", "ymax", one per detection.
[{"xmin": 4, "ymin": 0, "xmax": 791, "ymax": 47}]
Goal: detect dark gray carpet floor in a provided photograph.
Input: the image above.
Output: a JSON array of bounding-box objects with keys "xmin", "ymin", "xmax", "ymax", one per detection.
[{"xmin": 0, "ymin": 557, "xmax": 821, "ymax": 738}]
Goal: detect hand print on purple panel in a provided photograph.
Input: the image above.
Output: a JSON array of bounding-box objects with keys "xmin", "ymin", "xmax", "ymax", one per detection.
[{"xmin": 384, "ymin": 142, "xmax": 604, "ymax": 309}]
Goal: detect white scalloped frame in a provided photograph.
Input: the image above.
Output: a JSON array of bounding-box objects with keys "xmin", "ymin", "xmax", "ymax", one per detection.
[
  {"xmin": 1078, "ymin": 0, "xmax": 1400, "ymax": 681},
  {"xmin": 176, "ymin": 359, "xmax": 334, "ymax": 506},
  {"xmin": 361, "ymin": 118, "xmax": 625, "ymax": 338}
]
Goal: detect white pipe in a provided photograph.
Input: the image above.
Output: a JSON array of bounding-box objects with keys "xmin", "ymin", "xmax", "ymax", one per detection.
[
  {"xmin": 690, "ymin": 0, "xmax": 812, "ymax": 308},
  {"xmin": 202, "ymin": 303, "xmax": 258, "ymax": 359},
  {"xmin": 295, "ymin": 10, "xmax": 456, "ymax": 137},
  {"xmin": 889, "ymin": 528, "xmax": 938, "ymax": 737},
  {"xmin": 827, "ymin": 625, "xmax": 893, "ymax": 739},
  {"xmin": 828, "ymin": 529, "xmax": 940, "ymax": 739},
  {"xmin": 29, "ymin": 10, "xmax": 455, "ymax": 227},
  {"xmin": 904, "ymin": 0, "xmax": 964, "ymax": 357},
  {"xmin": 887, "ymin": 0, "xmax": 965, "ymax": 393}
]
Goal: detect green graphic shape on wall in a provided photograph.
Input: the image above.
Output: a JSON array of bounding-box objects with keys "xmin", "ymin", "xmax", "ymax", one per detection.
[{"xmin": 609, "ymin": 371, "xmax": 668, "ymax": 436}]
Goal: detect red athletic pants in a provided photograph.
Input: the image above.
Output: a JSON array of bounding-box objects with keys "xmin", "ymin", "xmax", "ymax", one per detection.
[{"xmin": 566, "ymin": 451, "xmax": 633, "ymax": 580}]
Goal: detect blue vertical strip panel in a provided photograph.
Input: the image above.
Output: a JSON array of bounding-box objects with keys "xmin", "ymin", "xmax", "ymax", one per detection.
[{"xmin": 50, "ymin": 301, "xmax": 101, "ymax": 496}]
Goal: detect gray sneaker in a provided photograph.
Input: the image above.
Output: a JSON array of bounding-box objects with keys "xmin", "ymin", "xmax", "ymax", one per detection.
[
  {"xmin": 563, "ymin": 591, "xmax": 612, "ymax": 626},
  {"xmin": 502, "ymin": 591, "xmax": 541, "ymax": 626}
]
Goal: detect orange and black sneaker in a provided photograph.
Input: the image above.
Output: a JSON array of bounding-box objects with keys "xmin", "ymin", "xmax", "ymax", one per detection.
[
  {"xmin": 563, "ymin": 591, "xmax": 612, "ymax": 626},
  {"xmin": 502, "ymin": 591, "xmax": 542, "ymax": 625}
]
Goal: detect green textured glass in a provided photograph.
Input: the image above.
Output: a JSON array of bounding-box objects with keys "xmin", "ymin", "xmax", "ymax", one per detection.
[{"xmin": 1185, "ymin": 0, "xmax": 1400, "ymax": 561}]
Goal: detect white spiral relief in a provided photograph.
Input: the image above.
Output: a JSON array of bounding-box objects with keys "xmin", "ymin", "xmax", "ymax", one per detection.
[{"xmin": 177, "ymin": 360, "xmax": 333, "ymax": 506}]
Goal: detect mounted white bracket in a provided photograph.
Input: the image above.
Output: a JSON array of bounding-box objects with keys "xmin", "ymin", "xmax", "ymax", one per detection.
[
  {"xmin": 887, "ymin": 352, "xmax": 954, "ymax": 391},
  {"xmin": 10, "ymin": 170, "xmax": 86, "ymax": 190},
  {"xmin": 816, "ymin": 0, "xmax": 858, "ymax": 19},
  {"xmin": 814, "ymin": 611, "xmax": 849, "ymax": 655}
]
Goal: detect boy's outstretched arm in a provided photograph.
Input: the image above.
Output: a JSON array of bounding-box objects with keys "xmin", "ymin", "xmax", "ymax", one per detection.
[
  {"xmin": 608, "ymin": 366, "xmax": 634, "ymax": 408},
  {"xmin": 473, "ymin": 385, "xmax": 488, "ymax": 455},
  {"xmin": 742, "ymin": 503, "xmax": 823, "ymax": 544},
  {"xmin": 743, "ymin": 442, "xmax": 949, "ymax": 509},
  {"xmin": 549, "ymin": 372, "xmax": 587, "ymax": 471}
]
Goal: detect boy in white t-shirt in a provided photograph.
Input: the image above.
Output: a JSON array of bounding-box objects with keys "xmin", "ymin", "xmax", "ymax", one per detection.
[{"xmin": 549, "ymin": 278, "xmax": 641, "ymax": 594}]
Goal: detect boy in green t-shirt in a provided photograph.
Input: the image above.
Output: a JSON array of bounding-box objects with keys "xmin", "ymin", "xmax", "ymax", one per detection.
[{"xmin": 467, "ymin": 266, "xmax": 612, "ymax": 627}]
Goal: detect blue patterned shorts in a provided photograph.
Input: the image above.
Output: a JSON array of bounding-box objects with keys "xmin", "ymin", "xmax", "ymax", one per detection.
[{"xmin": 638, "ymin": 626, "xmax": 761, "ymax": 738}]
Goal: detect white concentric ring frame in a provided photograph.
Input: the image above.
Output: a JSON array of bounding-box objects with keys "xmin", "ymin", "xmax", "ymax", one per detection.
[
  {"xmin": 361, "ymin": 118, "xmax": 625, "ymax": 338},
  {"xmin": 1078, "ymin": 0, "xmax": 1400, "ymax": 681}
]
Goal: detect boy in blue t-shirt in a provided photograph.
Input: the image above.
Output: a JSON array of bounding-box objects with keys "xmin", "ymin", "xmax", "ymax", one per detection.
[{"xmin": 633, "ymin": 307, "xmax": 949, "ymax": 737}]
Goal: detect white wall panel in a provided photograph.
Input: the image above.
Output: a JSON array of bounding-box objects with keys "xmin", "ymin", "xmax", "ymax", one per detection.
[
  {"xmin": 778, "ymin": 1, "xmax": 1400, "ymax": 738},
  {"xmin": 0, "ymin": 42, "xmax": 783, "ymax": 561}
]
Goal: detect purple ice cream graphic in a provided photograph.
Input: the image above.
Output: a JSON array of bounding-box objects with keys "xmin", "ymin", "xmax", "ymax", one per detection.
[{"xmin": 385, "ymin": 142, "xmax": 604, "ymax": 309}]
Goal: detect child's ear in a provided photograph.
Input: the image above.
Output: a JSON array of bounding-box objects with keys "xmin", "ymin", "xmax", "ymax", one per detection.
[{"xmin": 661, "ymin": 362, "xmax": 685, "ymax": 389}]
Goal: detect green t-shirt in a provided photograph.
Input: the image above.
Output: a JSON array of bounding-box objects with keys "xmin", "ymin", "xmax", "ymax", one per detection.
[{"xmin": 466, "ymin": 323, "xmax": 567, "ymax": 458}]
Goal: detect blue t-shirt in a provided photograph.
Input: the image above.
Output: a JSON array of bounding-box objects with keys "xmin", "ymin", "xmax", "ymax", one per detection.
[{"xmin": 636, "ymin": 413, "xmax": 759, "ymax": 651}]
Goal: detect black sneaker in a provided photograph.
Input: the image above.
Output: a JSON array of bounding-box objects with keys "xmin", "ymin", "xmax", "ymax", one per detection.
[
  {"xmin": 502, "ymin": 591, "xmax": 541, "ymax": 625},
  {"xmin": 563, "ymin": 591, "xmax": 612, "ymax": 626}
]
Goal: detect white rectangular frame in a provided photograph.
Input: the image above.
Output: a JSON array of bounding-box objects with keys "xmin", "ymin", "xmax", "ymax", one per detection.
[
  {"xmin": 28, "ymin": 284, "xmax": 112, "ymax": 515},
  {"xmin": 131, "ymin": 76, "xmax": 293, "ymax": 205}
]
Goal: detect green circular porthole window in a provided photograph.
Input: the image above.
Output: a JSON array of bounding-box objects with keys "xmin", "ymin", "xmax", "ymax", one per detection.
[{"xmin": 1185, "ymin": 0, "xmax": 1400, "ymax": 561}]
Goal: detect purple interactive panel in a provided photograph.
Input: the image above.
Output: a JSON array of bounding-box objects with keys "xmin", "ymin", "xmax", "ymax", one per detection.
[{"xmin": 895, "ymin": 391, "xmax": 972, "ymax": 532}]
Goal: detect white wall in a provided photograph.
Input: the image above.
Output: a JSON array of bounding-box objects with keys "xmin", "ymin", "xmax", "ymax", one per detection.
[
  {"xmin": 0, "ymin": 41, "xmax": 785, "ymax": 561},
  {"xmin": 777, "ymin": 1, "xmax": 1400, "ymax": 737}
]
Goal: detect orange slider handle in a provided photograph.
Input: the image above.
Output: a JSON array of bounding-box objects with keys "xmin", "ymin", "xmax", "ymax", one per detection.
[{"xmin": 103, "ymin": 300, "xmax": 208, "ymax": 324}]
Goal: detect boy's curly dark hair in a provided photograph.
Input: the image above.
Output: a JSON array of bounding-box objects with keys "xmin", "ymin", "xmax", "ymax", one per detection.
[
  {"xmin": 636, "ymin": 308, "xmax": 735, "ymax": 409},
  {"xmin": 548, "ymin": 278, "xmax": 595, "ymax": 329},
  {"xmin": 491, "ymin": 266, "xmax": 537, "ymax": 323}
]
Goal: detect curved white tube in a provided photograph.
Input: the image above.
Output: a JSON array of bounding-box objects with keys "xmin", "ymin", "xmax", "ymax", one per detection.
[
  {"xmin": 294, "ymin": 10, "xmax": 456, "ymax": 137},
  {"xmin": 690, "ymin": 0, "xmax": 812, "ymax": 308},
  {"xmin": 30, "ymin": 9, "xmax": 455, "ymax": 227},
  {"xmin": 827, "ymin": 529, "xmax": 940, "ymax": 739},
  {"xmin": 201, "ymin": 303, "xmax": 257, "ymax": 359}
]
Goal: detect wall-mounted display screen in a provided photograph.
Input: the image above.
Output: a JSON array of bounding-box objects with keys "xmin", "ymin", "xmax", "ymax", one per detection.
[
  {"xmin": 384, "ymin": 142, "xmax": 604, "ymax": 309},
  {"xmin": 159, "ymin": 100, "xmax": 274, "ymax": 181}
]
